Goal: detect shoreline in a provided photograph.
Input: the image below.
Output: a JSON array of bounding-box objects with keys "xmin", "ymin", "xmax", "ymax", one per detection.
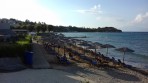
[
  {"xmin": 40, "ymin": 32, "xmax": 148, "ymax": 76},
  {"xmin": 66, "ymin": 36, "xmax": 87, "ymax": 38},
  {"xmin": 1, "ymin": 33, "xmax": 147, "ymax": 83},
  {"xmin": 62, "ymin": 32, "xmax": 148, "ymax": 70}
]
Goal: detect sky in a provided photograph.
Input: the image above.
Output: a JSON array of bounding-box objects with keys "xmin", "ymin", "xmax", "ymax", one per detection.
[{"xmin": 0, "ymin": 0, "xmax": 148, "ymax": 32}]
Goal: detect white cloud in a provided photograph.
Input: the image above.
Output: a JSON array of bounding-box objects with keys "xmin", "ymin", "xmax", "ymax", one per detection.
[
  {"xmin": 0, "ymin": 0, "xmax": 62, "ymax": 25},
  {"xmin": 122, "ymin": 12, "xmax": 148, "ymax": 31},
  {"xmin": 133, "ymin": 12, "xmax": 148, "ymax": 23},
  {"xmin": 76, "ymin": 4, "xmax": 102, "ymax": 14}
]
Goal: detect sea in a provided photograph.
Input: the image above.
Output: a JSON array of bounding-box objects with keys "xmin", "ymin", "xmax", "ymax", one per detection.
[{"xmin": 62, "ymin": 32, "xmax": 148, "ymax": 70}]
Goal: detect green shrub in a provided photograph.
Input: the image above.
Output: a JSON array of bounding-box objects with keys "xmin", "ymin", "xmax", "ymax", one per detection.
[{"xmin": 0, "ymin": 35, "xmax": 32, "ymax": 58}]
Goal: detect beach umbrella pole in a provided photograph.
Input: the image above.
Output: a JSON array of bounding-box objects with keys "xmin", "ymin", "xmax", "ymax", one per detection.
[
  {"xmin": 58, "ymin": 46, "xmax": 59, "ymax": 53},
  {"xmin": 95, "ymin": 45, "xmax": 97, "ymax": 54},
  {"xmin": 84, "ymin": 47, "xmax": 85, "ymax": 56},
  {"xmin": 54, "ymin": 45, "xmax": 56, "ymax": 50},
  {"xmin": 123, "ymin": 52, "xmax": 125, "ymax": 63},
  {"xmin": 106, "ymin": 47, "xmax": 108, "ymax": 56},
  {"xmin": 63, "ymin": 46, "xmax": 65, "ymax": 55}
]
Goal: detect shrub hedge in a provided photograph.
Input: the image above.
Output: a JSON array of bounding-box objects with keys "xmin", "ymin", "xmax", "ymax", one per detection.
[{"xmin": 0, "ymin": 35, "xmax": 32, "ymax": 58}]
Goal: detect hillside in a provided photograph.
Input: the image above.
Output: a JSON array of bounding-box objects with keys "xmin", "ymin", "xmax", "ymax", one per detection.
[{"xmin": 0, "ymin": 18, "xmax": 122, "ymax": 32}]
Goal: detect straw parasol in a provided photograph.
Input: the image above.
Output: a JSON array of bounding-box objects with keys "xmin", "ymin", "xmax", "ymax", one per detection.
[
  {"xmin": 78, "ymin": 42, "xmax": 92, "ymax": 55},
  {"xmin": 94, "ymin": 42, "xmax": 103, "ymax": 46},
  {"xmin": 115, "ymin": 47, "xmax": 134, "ymax": 63},
  {"xmin": 101, "ymin": 44, "xmax": 115, "ymax": 56},
  {"xmin": 93, "ymin": 42, "xmax": 103, "ymax": 53},
  {"xmin": 88, "ymin": 45, "xmax": 99, "ymax": 53},
  {"xmin": 78, "ymin": 42, "xmax": 92, "ymax": 47}
]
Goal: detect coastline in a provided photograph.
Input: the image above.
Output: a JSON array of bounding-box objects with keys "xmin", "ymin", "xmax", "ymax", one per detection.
[
  {"xmin": 41, "ymin": 32, "xmax": 148, "ymax": 75},
  {"xmin": 62, "ymin": 32, "xmax": 148, "ymax": 70},
  {"xmin": 1, "ymin": 32, "xmax": 148, "ymax": 83},
  {"xmin": 40, "ymin": 31, "xmax": 148, "ymax": 83}
]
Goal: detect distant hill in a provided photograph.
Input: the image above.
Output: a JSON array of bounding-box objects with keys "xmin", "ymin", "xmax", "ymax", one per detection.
[
  {"xmin": 0, "ymin": 18, "xmax": 122, "ymax": 32},
  {"xmin": 97, "ymin": 27, "xmax": 122, "ymax": 32}
]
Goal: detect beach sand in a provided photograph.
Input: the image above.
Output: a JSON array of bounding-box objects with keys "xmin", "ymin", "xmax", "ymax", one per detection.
[
  {"xmin": 0, "ymin": 69, "xmax": 91, "ymax": 83},
  {"xmin": 1, "ymin": 36, "xmax": 146, "ymax": 83},
  {"xmin": 41, "ymin": 39, "xmax": 148, "ymax": 83},
  {"xmin": 0, "ymin": 64, "xmax": 147, "ymax": 83},
  {"xmin": 49, "ymin": 62, "xmax": 148, "ymax": 83}
]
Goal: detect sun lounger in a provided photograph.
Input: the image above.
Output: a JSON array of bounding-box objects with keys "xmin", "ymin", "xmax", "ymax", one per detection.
[
  {"xmin": 80, "ymin": 56, "xmax": 92, "ymax": 63},
  {"xmin": 91, "ymin": 60, "xmax": 97, "ymax": 65},
  {"xmin": 57, "ymin": 56, "xmax": 70, "ymax": 65},
  {"xmin": 124, "ymin": 64, "xmax": 132, "ymax": 68}
]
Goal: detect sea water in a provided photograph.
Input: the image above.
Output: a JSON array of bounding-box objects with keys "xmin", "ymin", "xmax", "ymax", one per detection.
[{"xmin": 62, "ymin": 32, "xmax": 148, "ymax": 69}]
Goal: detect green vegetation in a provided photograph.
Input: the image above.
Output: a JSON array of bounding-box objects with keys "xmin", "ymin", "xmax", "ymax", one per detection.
[
  {"xmin": 17, "ymin": 40, "xmax": 29, "ymax": 45},
  {"xmin": 1, "ymin": 18, "xmax": 122, "ymax": 32},
  {"xmin": 0, "ymin": 35, "xmax": 32, "ymax": 58},
  {"xmin": 33, "ymin": 35, "xmax": 41, "ymax": 41}
]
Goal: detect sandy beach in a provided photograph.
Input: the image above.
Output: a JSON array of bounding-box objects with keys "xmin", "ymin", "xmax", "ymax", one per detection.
[
  {"xmin": 50, "ymin": 62, "xmax": 148, "ymax": 83},
  {"xmin": 41, "ymin": 33, "xmax": 148, "ymax": 83},
  {"xmin": 0, "ymin": 69, "xmax": 88, "ymax": 83},
  {"xmin": 0, "ymin": 63, "xmax": 148, "ymax": 83},
  {"xmin": 1, "ymin": 33, "xmax": 148, "ymax": 83}
]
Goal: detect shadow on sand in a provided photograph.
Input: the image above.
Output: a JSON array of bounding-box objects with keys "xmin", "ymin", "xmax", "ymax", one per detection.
[{"xmin": 105, "ymin": 68, "xmax": 141, "ymax": 81}]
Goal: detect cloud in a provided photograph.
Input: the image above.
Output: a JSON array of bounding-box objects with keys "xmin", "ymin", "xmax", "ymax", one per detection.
[
  {"xmin": 133, "ymin": 12, "xmax": 148, "ymax": 23},
  {"xmin": 0, "ymin": 0, "xmax": 62, "ymax": 25},
  {"xmin": 123, "ymin": 12, "xmax": 148, "ymax": 31},
  {"xmin": 76, "ymin": 4, "xmax": 102, "ymax": 14}
]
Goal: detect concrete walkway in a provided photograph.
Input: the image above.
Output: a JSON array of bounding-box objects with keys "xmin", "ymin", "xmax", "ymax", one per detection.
[
  {"xmin": 0, "ymin": 69, "xmax": 85, "ymax": 83},
  {"xmin": 32, "ymin": 41, "xmax": 51, "ymax": 69}
]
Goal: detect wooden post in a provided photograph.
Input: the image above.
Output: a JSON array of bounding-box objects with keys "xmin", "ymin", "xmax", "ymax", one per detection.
[
  {"xmin": 123, "ymin": 52, "xmax": 125, "ymax": 63},
  {"xmin": 63, "ymin": 46, "xmax": 65, "ymax": 56},
  {"xmin": 95, "ymin": 45, "xmax": 97, "ymax": 54},
  {"xmin": 106, "ymin": 47, "xmax": 108, "ymax": 56}
]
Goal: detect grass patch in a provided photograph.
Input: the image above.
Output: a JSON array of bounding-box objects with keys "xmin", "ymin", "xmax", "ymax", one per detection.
[
  {"xmin": 17, "ymin": 40, "xmax": 30, "ymax": 45},
  {"xmin": 33, "ymin": 35, "xmax": 41, "ymax": 40}
]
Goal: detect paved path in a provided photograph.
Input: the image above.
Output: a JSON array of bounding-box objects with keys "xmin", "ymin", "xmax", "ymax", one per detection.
[
  {"xmin": 32, "ymin": 41, "xmax": 51, "ymax": 69},
  {"xmin": 0, "ymin": 69, "xmax": 84, "ymax": 83}
]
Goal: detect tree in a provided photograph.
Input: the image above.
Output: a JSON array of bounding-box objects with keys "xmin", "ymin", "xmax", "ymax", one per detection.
[
  {"xmin": 35, "ymin": 24, "xmax": 41, "ymax": 33},
  {"xmin": 21, "ymin": 25, "xmax": 27, "ymax": 29},
  {"xmin": 26, "ymin": 24, "xmax": 35, "ymax": 32},
  {"xmin": 41, "ymin": 24, "xmax": 47, "ymax": 33},
  {"xmin": 10, "ymin": 25, "xmax": 15, "ymax": 29},
  {"xmin": 47, "ymin": 25, "xmax": 54, "ymax": 32}
]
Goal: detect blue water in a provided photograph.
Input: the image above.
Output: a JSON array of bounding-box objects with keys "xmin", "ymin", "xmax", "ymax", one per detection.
[{"xmin": 62, "ymin": 32, "xmax": 148, "ymax": 69}]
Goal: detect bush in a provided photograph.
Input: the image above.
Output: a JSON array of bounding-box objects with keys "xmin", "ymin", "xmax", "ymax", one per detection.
[
  {"xmin": 33, "ymin": 36, "xmax": 41, "ymax": 41},
  {"xmin": 0, "ymin": 35, "xmax": 32, "ymax": 58},
  {"xmin": 0, "ymin": 44, "xmax": 31, "ymax": 57}
]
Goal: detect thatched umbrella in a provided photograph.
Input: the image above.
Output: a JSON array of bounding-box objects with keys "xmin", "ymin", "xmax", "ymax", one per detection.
[
  {"xmin": 101, "ymin": 44, "xmax": 115, "ymax": 56},
  {"xmin": 78, "ymin": 42, "xmax": 92, "ymax": 47},
  {"xmin": 88, "ymin": 45, "xmax": 99, "ymax": 54},
  {"xmin": 94, "ymin": 42, "xmax": 103, "ymax": 46},
  {"xmin": 93, "ymin": 42, "xmax": 103, "ymax": 53},
  {"xmin": 78, "ymin": 42, "xmax": 92, "ymax": 55},
  {"xmin": 115, "ymin": 47, "xmax": 134, "ymax": 63}
]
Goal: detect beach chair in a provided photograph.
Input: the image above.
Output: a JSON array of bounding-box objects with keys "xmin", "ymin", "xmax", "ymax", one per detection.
[
  {"xmin": 124, "ymin": 64, "xmax": 132, "ymax": 69},
  {"xmin": 59, "ymin": 56, "xmax": 70, "ymax": 65},
  {"xmin": 91, "ymin": 60, "xmax": 98, "ymax": 66},
  {"xmin": 81, "ymin": 56, "xmax": 92, "ymax": 63}
]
